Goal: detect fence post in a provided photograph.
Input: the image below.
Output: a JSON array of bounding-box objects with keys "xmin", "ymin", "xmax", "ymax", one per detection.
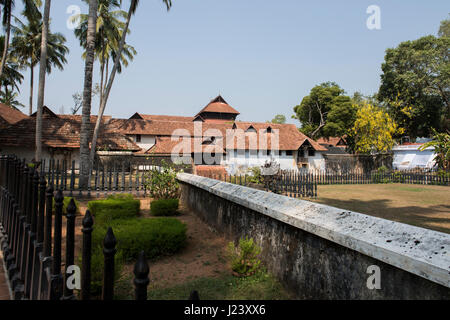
[
  {"xmin": 49, "ymin": 190, "xmax": 64, "ymax": 300},
  {"xmin": 134, "ymin": 251, "xmax": 149, "ymax": 301},
  {"xmin": 62, "ymin": 199, "xmax": 77, "ymax": 300},
  {"xmin": 102, "ymin": 227, "xmax": 117, "ymax": 300},
  {"xmin": 189, "ymin": 290, "xmax": 200, "ymax": 300},
  {"xmin": 30, "ymin": 175, "xmax": 47, "ymax": 300},
  {"xmin": 81, "ymin": 210, "xmax": 93, "ymax": 300}
]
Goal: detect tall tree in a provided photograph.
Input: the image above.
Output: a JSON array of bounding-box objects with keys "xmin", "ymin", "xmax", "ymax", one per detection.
[
  {"xmin": 378, "ymin": 35, "xmax": 450, "ymax": 137},
  {"xmin": 79, "ymin": 0, "xmax": 99, "ymax": 188},
  {"xmin": 352, "ymin": 103, "xmax": 402, "ymax": 154},
  {"xmin": 0, "ymin": 0, "xmax": 40, "ymax": 79},
  {"xmin": 268, "ymin": 114, "xmax": 286, "ymax": 124},
  {"xmin": 89, "ymin": 0, "xmax": 171, "ymax": 163},
  {"xmin": 293, "ymin": 82, "xmax": 356, "ymax": 139},
  {"xmin": 74, "ymin": 0, "xmax": 136, "ymax": 119},
  {"xmin": 11, "ymin": 14, "xmax": 68, "ymax": 115},
  {"xmin": 0, "ymin": 35, "xmax": 24, "ymax": 104},
  {"xmin": 34, "ymin": 0, "xmax": 50, "ymax": 162}
]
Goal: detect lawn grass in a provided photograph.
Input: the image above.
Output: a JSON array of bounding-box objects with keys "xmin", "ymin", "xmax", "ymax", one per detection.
[
  {"xmin": 310, "ymin": 184, "xmax": 450, "ymax": 234},
  {"xmin": 145, "ymin": 270, "xmax": 292, "ymax": 300}
]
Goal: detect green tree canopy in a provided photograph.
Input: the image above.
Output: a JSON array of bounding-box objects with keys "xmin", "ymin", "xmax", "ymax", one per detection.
[
  {"xmin": 268, "ymin": 114, "xmax": 286, "ymax": 124},
  {"xmin": 378, "ymin": 34, "xmax": 450, "ymax": 137},
  {"xmin": 293, "ymin": 82, "xmax": 356, "ymax": 139}
]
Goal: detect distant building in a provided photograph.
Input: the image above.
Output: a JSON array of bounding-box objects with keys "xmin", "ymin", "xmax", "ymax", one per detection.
[
  {"xmin": 392, "ymin": 142, "xmax": 436, "ymax": 170},
  {"xmin": 0, "ymin": 96, "xmax": 328, "ymax": 173},
  {"xmin": 0, "ymin": 103, "xmax": 28, "ymax": 128}
]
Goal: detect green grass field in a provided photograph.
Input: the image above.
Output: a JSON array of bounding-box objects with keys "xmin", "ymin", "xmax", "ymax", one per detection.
[{"xmin": 309, "ymin": 184, "xmax": 450, "ymax": 234}]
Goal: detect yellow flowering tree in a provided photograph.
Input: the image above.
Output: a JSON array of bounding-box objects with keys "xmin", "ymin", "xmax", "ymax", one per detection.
[{"xmin": 353, "ymin": 104, "xmax": 402, "ymax": 154}]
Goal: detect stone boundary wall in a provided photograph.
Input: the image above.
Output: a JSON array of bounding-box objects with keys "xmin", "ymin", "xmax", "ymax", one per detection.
[{"xmin": 177, "ymin": 173, "xmax": 450, "ymax": 299}]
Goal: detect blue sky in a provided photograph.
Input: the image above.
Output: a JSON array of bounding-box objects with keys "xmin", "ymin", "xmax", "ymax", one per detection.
[{"xmin": 13, "ymin": 0, "xmax": 449, "ymax": 124}]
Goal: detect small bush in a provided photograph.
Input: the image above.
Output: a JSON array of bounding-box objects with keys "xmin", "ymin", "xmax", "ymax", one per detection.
[
  {"xmin": 88, "ymin": 197, "xmax": 140, "ymax": 224},
  {"xmin": 92, "ymin": 218, "xmax": 187, "ymax": 262},
  {"xmin": 151, "ymin": 199, "xmax": 179, "ymax": 216},
  {"xmin": 52, "ymin": 197, "xmax": 80, "ymax": 215},
  {"xmin": 85, "ymin": 247, "xmax": 124, "ymax": 296},
  {"xmin": 227, "ymin": 237, "xmax": 262, "ymax": 277},
  {"xmin": 143, "ymin": 160, "xmax": 180, "ymax": 200},
  {"xmin": 106, "ymin": 193, "xmax": 135, "ymax": 201}
]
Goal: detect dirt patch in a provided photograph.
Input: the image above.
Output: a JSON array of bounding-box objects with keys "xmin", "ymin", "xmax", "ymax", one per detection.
[
  {"xmin": 71, "ymin": 198, "xmax": 231, "ymax": 296},
  {"xmin": 126, "ymin": 203, "xmax": 231, "ymax": 290}
]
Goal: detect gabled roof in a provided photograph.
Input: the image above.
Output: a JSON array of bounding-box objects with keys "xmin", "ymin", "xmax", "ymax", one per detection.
[
  {"xmin": 0, "ymin": 109, "xmax": 139, "ymax": 151},
  {"xmin": 0, "ymin": 103, "xmax": 28, "ymax": 125},
  {"xmin": 195, "ymin": 95, "xmax": 240, "ymax": 116},
  {"xmin": 317, "ymin": 137, "xmax": 347, "ymax": 147},
  {"xmin": 130, "ymin": 112, "xmax": 195, "ymax": 122}
]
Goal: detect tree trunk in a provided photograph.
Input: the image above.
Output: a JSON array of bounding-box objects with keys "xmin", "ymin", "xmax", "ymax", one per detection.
[
  {"xmin": 29, "ymin": 64, "xmax": 34, "ymax": 115},
  {"xmin": 79, "ymin": 0, "xmax": 99, "ymax": 188},
  {"xmin": 0, "ymin": 5, "xmax": 12, "ymax": 79},
  {"xmin": 35, "ymin": 0, "xmax": 51, "ymax": 162},
  {"xmin": 89, "ymin": 5, "xmax": 133, "ymax": 162}
]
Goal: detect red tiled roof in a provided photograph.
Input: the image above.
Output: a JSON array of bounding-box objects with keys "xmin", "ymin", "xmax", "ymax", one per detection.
[
  {"xmin": 196, "ymin": 96, "xmax": 240, "ymax": 116},
  {"xmin": 146, "ymin": 137, "xmax": 225, "ymax": 155},
  {"xmin": 196, "ymin": 165, "xmax": 227, "ymax": 177},
  {"xmin": 0, "ymin": 111, "xmax": 139, "ymax": 151},
  {"xmin": 317, "ymin": 137, "xmax": 347, "ymax": 147},
  {"xmin": 0, "ymin": 103, "xmax": 28, "ymax": 125},
  {"xmin": 130, "ymin": 113, "xmax": 195, "ymax": 122}
]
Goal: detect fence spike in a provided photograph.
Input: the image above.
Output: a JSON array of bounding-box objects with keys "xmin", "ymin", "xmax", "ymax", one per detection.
[
  {"xmin": 133, "ymin": 251, "xmax": 150, "ymax": 301},
  {"xmin": 102, "ymin": 227, "xmax": 117, "ymax": 300},
  {"xmin": 81, "ymin": 210, "xmax": 94, "ymax": 300},
  {"xmin": 189, "ymin": 290, "xmax": 200, "ymax": 300}
]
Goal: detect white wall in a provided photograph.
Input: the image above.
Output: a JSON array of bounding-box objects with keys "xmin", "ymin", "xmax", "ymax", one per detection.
[
  {"xmin": 393, "ymin": 149, "xmax": 436, "ymax": 170},
  {"xmin": 221, "ymin": 150, "xmax": 298, "ymax": 172},
  {"xmin": 132, "ymin": 135, "xmax": 156, "ymax": 151}
]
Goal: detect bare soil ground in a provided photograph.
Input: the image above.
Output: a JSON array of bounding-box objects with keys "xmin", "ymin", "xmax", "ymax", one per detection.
[
  {"xmin": 74, "ymin": 198, "xmax": 231, "ymax": 297},
  {"xmin": 309, "ymin": 184, "xmax": 450, "ymax": 234}
]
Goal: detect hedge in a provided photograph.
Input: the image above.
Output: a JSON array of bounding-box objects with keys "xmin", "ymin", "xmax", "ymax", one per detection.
[
  {"xmin": 88, "ymin": 196, "xmax": 140, "ymax": 224},
  {"xmin": 150, "ymin": 199, "xmax": 179, "ymax": 216},
  {"xmin": 92, "ymin": 218, "xmax": 187, "ymax": 262},
  {"xmin": 52, "ymin": 197, "xmax": 80, "ymax": 215}
]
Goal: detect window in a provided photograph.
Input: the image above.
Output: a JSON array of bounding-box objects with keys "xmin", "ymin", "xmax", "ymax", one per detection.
[
  {"xmin": 136, "ymin": 135, "xmax": 141, "ymax": 143},
  {"xmin": 286, "ymin": 151, "xmax": 293, "ymax": 156},
  {"xmin": 298, "ymin": 149, "xmax": 305, "ymax": 157},
  {"xmin": 308, "ymin": 149, "xmax": 315, "ymax": 157}
]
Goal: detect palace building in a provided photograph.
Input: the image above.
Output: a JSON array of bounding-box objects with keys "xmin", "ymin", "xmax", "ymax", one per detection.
[{"xmin": 0, "ymin": 96, "xmax": 327, "ymax": 173}]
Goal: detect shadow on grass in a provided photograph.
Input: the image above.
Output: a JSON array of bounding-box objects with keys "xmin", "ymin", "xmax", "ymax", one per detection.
[{"xmin": 314, "ymin": 198, "xmax": 450, "ymax": 234}]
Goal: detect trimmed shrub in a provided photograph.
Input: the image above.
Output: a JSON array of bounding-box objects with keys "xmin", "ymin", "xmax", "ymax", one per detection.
[
  {"xmin": 88, "ymin": 197, "xmax": 140, "ymax": 224},
  {"xmin": 106, "ymin": 193, "xmax": 135, "ymax": 201},
  {"xmin": 92, "ymin": 218, "xmax": 187, "ymax": 262},
  {"xmin": 85, "ymin": 247, "xmax": 124, "ymax": 296},
  {"xmin": 150, "ymin": 199, "xmax": 179, "ymax": 216},
  {"xmin": 52, "ymin": 197, "xmax": 81, "ymax": 215}
]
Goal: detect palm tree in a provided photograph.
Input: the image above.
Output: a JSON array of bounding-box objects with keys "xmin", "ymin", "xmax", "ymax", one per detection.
[
  {"xmin": 35, "ymin": 0, "xmax": 50, "ymax": 162},
  {"xmin": 0, "ymin": 90, "xmax": 24, "ymax": 108},
  {"xmin": 74, "ymin": 0, "xmax": 136, "ymax": 110},
  {"xmin": 0, "ymin": 35, "xmax": 24, "ymax": 109},
  {"xmin": 79, "ymin": 0, "xmax": 98, "ymax": 188},
  {"xmin": 0, "ymin": 0, "xmax": 40, "ymax": 79},
  {"xmin": 89, "ymin": 0, "xmax": 171, "ymax": 162},
  {"xmin": 11, "ymin": 13, "xmax": 68, "ymax": 115}
]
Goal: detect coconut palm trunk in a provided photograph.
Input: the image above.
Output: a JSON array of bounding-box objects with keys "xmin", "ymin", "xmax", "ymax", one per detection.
[
  {"xmin": 29, "ymin": 64, "xmax": 34, "ymax": 115},
  {"xmin": 35, "ymin": 0, "xmax": 51, "ymax": 162},
  {"xmin": 79, "ymin": 0, "xmax": 99, "ymax": 188},
  {"xmin": 0, "ymin": 2, "xmax": 12, "ymax": 79}
]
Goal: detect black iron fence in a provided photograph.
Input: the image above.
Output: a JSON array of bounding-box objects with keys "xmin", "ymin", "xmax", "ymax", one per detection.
[
  {"xmin": 197, "ymin": 173, "xmax": 318, "ymax": 199},
  {"xmin": 0, "ymin": 155, "xmax": 197, "ymax": 300},
  {"xmin": 293, "ymin": 168, "xmax": 450, "ymax": 186}
]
